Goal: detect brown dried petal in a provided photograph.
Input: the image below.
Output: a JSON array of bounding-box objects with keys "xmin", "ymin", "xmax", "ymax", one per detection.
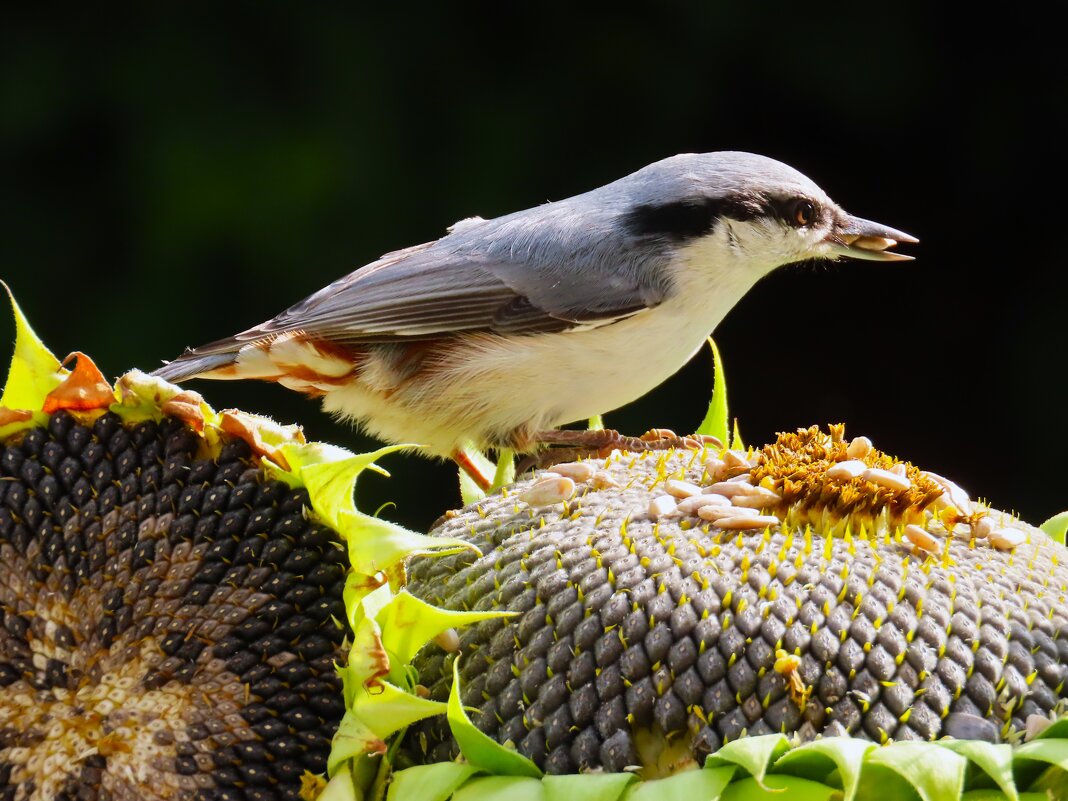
[
  {"xmin": 41, "ymin": 351, "xmax": 115, "ymax": 413},
  {"xmin": 160, "ymin": 392, "xmax": 206, "ymax": 432}
]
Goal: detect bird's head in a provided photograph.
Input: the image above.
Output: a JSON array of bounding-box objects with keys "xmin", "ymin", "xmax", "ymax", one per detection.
[{"xmin": 619, "ymin": 151, "xmax": 916, "ymax": 276}]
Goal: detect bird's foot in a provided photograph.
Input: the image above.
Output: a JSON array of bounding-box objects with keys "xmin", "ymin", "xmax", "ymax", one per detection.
[{"xmin": 516, "ymin": 428, "xmax": 722, "ymax": 473}]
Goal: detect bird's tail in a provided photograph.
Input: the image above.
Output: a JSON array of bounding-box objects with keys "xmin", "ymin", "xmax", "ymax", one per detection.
[
  {"xmin": 153, "ymin": 333, "xmax": 359, "ymax": 395},
  {"xmin": 153, "ymin": 351, "xmax": 241, "ymax": 383}
]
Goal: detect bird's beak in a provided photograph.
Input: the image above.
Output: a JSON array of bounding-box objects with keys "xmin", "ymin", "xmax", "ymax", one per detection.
[{"xmin": 824, "ymin": 214, "xmax": 919, "ymax": 262}]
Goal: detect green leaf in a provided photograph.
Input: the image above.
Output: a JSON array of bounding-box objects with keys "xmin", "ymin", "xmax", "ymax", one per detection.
[
  {"xmin": 1040, "ymin": 512, "xmax": 1068, "ymax": 545},
  {"xmin": 695, "ymin": 338, "xmax": 729, "ymax": 445},
  {"xmin": 296, "ymin": 444, "xmax": 412, "ymax": 529},
  {"xmin": 447, "ymin": 658, "xmax": 542, "ymax": 778},
  {"xmin": 451, "ymin": 776, "xmax": 544, "ymax": 801},
  {"xmin": 720, "ymin": 775, "xmax": 840, "ymax": 801},
  {"xmin": 941, "ymin": 740, "xmax": 1018, "ymax": 801},
  {"xmin": 542, "ymin": 773, "xmax": 634, "ymax": 801},
  {"xmin": 852, "ymin": 762, "xmax": 921, "ymax": 801},
  {"xmin": 350, "ymin": 753, "xmax": 381, "ymax": 797},
  {"xmin": 1014, "ymin": 738, "xmax": 1068, "ymax": 769},
  {"xmin": 340, "ymin": 510, "xmax": 477, "ymax": 576},
  {"xmin": 588, "ymin": 415, "xmax": 605, "ymax": 431},
  {"xmin": 1011, "ymin": 738, "xmax": 1068, "ymax": 792},
  {"xmin": 772, "ymin": 736, "xmax": 874, "ymax": 801},
  {"xmin": 1023, "ymin": 764, "xmax": 1068, "ymax": 799},
  {"xmin": 377, "ymin": 591, "xmax": 515, "ymax": 668},
  {"xmin": 962, "ymin": 792, "xmax": 1047, "ymax": 801},
  {"xmin": 328, "ymin": 682, "xmax": 447, "ymax": 775},
  {"xmin": 0, "ymin": 281, "xmax": 66, "ymax": 434},
  {"xmin": 328, "ymin": 711, "xmax": 387, "ymax": 774},
  {"xmin": 703, "ymin": 733, "xmax": 789, "ymax": 786},
  {"xmin": 343, "ymin": 587, "xmax": 391, "ymax": 693},
  {"xmin": 319, "ymin": 762, "xmax": 362, "ymax": 801},
  {"xmin": 1033, "ymin": 718, "xmax": 1068, "ymax": 740},
  {"xmin": 621, "ymin": 766, "xmax": 735, "ymax": 801},
  {"xmin": 864, "ymin": 742, "xmax": 967, "ymax": 801},
  {"xmin": 343, "ymin": 572, "xmax": 391, "ymax": 630},
  {"xmin": 387, "ymin": 763, "xmax": 480, "ymax": 801}
]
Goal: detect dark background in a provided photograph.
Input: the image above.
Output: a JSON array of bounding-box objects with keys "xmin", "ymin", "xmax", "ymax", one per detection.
[{"xmin": 2, "ymin": 7, "xmax": 1065, "ymax": 531}]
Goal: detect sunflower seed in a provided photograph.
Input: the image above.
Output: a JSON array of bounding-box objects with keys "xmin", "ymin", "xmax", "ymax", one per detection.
[
  {"xmin": 922, "ymin": 471, "xmax": 973, "ymax": 515},
  {"xmin": 943, "ymin": 712, "xmax": 1000, "ymax": 742},
  {"xmin": 847, "ymin": 436, "xmax": 873, "ymax": 459},
  {"xmin": 989, "ymin": 528, "xmax": 1026, "ymax": 551},
  {"xmin": 825, "ymin": 459, "xmax": 867, "ymax": 480},
  {"xmin": 703, "ymin": 458, "xmax": 728, "ymax": 483},
  {"xmin": 973, "ymin": 516, "xmax": 994, "ymax": 540},
  {"xmin": 519, "ymin": 476, "xmax": 575, "ymax": 506},
  {"xmin": 434, "ymin": 628, "xmax": 461, "ymax": 653},
  {"xmin": 862, "ymin": 468, "xmax": 911, "ymax": 492},
  {"xmin": 1026, "ymin": 714, "xmax": 1054, "ymax": 741},
  {"xmin": 698, "ymin": 504, "xmax": 758, "ymax": 522},
  {"xmin": 677, "ymin": 494, "xmax": 731, "ymax": 515},
  {"xmin": 904, "ymin": 524, "xmax": 939, "ymax": 553},
  {"xmin": 665, "ymin": 479, "xmax": 703, "ymax": 499},
  {"xmin": 592, "ymin": 471, "xmax": 620, "ymax": 489},
  {"xmin": 716, "ymin": 514, "xmax": 780, "ymax": 530},
  {"xmin": 930, "ymin": 492, "xmax": 956, "ymax": 513},
  {"xmin": 705, "ymin": 480, "xmax": 763, "ymax": 498},
  {"xmin": 731, "ymin": 487, "xmax": 782, "ymax": 509},
  {"xmin": 551, "ymin": 462, "xmax": 596, "ymax": 482},
  {"xmin": 648, "ymin": 495, "xmax": 678, "ymax": 520},
  {"xmin": 723, "ymin": 449, "xmax": 751, "ymax": 474}
]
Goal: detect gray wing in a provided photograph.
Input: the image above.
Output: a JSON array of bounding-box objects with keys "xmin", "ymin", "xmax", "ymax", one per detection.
[{"xmin": 184, "ymin": 236, "xmax": 666, "ymax": 356}]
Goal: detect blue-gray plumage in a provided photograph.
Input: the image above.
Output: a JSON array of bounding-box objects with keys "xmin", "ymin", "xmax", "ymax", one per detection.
[{"xmin": 154, "ymin": 152, "xmax": 915, "ymax": 487}]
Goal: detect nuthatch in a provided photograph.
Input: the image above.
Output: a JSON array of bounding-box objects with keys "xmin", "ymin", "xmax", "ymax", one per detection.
[{"xmin": 155, "ymin": 152, "xmax": 916, "ymax": 488}]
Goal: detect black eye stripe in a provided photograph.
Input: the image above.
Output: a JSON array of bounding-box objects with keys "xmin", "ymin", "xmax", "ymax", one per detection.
[
  {"xmin": 624, "ymin": 194, "xmax": 822, "ymax": 241},
  {"xmin": 623, "ymin": 197, "xmax": 763, "ymax": 242}
]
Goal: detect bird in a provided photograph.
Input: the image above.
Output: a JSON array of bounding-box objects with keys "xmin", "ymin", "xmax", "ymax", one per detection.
[{"xmin": 154, "ymin": 151, "xmax": 916, "ymax": 489}]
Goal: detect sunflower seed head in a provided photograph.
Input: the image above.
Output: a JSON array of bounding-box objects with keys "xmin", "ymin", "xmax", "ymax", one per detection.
[
  {"xmin": 1, "ymin": 411, "xmax": 347, "ymax": 798},
  {"xmin": 405, "ymin": 425, "xmax": 1058, "ymax": 775}
]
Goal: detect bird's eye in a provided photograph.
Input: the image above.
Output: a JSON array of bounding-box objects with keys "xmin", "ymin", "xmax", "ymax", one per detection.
[{"xmin": 791, "ymin": 199, "xmax": 817, "ymax": 227}]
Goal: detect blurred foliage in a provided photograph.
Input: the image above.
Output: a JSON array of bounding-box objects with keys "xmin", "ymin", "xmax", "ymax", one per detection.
[{"xmin": 2, "ymin": 6, "xmax": 1066, "ymax": 530}]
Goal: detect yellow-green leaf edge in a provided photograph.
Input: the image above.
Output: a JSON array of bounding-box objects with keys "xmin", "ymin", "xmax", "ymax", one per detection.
[
  {"xmin": 5, "ymin": 287, "xmax": 1068, "ymax": 801},
  {"xmin": 695, "ymin": 337, "xmax": 729, "ymax": 445}
]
